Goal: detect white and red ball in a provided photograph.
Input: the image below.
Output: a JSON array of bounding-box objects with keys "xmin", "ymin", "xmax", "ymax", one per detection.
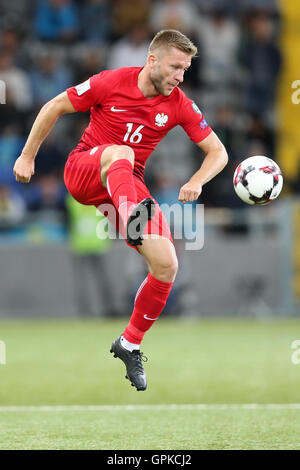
[{"xmin": 233, "ymin": 156, "xmax": 283, "ymax": 205}]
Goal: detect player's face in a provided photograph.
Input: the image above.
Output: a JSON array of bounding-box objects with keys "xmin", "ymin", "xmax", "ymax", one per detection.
[{"xmin": 150, "ymin": 47, "xmax": 192, "ymax": 96}]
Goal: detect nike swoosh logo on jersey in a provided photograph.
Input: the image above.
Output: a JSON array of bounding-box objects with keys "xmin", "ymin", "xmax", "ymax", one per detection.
[
  {"xmin": 144, "ymin": 314, "xmax": 157, "ymax": 321},
  {"xmin": 110, "ymin": 106, "xmax": 128, "ymax": 112}
]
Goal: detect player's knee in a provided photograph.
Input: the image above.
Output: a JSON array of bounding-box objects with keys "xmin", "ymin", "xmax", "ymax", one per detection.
[
  {"xmin": 115, "ymin": 145, "xmax": 135, "ymax": 165},
  {"xmin": 101, "ymin": 145, "xmax": 135, "ymax": 186},
  {"xmin": 152, "ymin": 255, "xmax": 178, "ymax": 283},
  {"xmin": 104, "ymin": 145, "xmax": 135, "ymax": 167}
]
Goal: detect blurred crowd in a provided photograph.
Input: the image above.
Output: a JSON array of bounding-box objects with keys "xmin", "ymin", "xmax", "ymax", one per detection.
[{"xmin": 0, "ymin": 0, "xmax": 282, "ymax": 230}]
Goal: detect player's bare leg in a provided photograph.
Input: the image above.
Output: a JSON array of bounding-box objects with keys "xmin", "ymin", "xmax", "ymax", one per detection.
[
  {"xmin": 111, "ymin": 238, "xmax": 178, "ymax": 390},
  {"xmin": 100, "ymin": 145, "xmax": 155, "ymax": 246},
  {"xmin": 138, "ymin": 237, "xmax": 178, "ymax": 283}
]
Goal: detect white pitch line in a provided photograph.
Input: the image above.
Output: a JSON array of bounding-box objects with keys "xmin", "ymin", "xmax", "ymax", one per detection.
[{"xmin": 0, "ymin": 404, "xmax": 300, "ymax": 412}]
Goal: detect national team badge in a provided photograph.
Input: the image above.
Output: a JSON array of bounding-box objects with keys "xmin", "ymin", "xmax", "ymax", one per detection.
[
  {"xmin": 155, "ymin": 113, "xmax": 168, "ymax": 127},
  {"xmin": 192, "ymin": 102, "xmax": 201, "ymax": 114}
]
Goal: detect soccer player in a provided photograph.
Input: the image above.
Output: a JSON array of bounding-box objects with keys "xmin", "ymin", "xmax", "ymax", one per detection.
[{"xmin": 13, "ymin": 30, "xmax": 228, "ymax": 391}]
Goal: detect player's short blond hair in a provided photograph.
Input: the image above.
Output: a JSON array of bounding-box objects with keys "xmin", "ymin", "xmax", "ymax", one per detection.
[{"xmin": 149, "ymin": 30, "xmax": 197, "ymax": 57}]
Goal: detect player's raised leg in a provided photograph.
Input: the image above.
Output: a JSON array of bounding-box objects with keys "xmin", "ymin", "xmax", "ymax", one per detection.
[
  {"xmin": 110, "ymin": 237, "xmax": 178, "ymax": 390},
  {"xmin": 101, "ymin": 145, "xmax": 155, "ymax": 246}
]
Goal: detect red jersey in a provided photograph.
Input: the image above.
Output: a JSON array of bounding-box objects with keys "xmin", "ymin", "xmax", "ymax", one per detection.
[{"xmin": 67, "ymin": 67, "xmax": 212, "ymax": 179}]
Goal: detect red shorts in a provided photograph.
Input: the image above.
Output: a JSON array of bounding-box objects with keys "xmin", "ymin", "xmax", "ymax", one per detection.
[{"xmin": 64, "ymin": 144, "xmax": 173, "ymax": 250}]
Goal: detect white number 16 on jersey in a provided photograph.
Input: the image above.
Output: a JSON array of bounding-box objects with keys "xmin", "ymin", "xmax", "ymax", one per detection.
[{"xmin": 123, "ymin": 123, "xmax": 144, "ymax": 144}]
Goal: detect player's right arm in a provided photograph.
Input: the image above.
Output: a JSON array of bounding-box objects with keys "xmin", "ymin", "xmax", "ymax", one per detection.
[{"xmin": 13, "ymin": 91, "xmax": 77, "ymax": 183}]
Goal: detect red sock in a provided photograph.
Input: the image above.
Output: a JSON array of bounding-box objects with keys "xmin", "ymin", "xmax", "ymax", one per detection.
[
  {"xmin": 106, "ymin": 159, "xmax": 137, "ymax": 227},
  {"xmin": 123, "ymin": 273, "xmax": 173, "ymax": 344}
]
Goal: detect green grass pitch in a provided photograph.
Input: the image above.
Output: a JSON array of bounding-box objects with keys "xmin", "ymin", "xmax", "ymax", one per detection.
[{"xmin": 0, "ymin": 317, "xmax": 300, "ymax": 449}]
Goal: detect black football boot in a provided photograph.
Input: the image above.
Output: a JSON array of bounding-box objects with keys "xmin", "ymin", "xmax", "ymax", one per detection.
[{"xmin": 110, "ymin": 336, "xmax": 148, "ymax": 391}]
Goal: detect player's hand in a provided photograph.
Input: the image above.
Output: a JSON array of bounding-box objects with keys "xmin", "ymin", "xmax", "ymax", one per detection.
[
  {"xmin": 178, "ymin": 181, "xmax": 202, "ymax": 203},
  {"xmin": 13, "ymin": 155, "xmax": 35, "ymax": 183}
]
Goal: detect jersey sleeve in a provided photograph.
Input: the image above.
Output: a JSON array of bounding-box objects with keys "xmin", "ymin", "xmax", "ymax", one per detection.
[
  {"xmin": 177, "ymin": 92, "xmax": 212, "ymax": 143},
  {"xmin": 67, "ymin": 71, "xmax": 110, "ymax": 112}
]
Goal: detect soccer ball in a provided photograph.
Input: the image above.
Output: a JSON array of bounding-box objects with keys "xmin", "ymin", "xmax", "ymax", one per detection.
[{"xmin": 233, "ymin": 156, "xmax": 283, "ymax": 205}]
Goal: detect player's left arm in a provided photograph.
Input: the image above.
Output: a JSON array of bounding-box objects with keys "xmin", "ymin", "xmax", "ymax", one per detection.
[{"xmin": 178, "ymin": 131, "xmax": 228, "ymax": 203}]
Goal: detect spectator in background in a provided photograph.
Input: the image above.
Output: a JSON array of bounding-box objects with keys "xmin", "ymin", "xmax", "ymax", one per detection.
[
  {"xmin": 79, "ymin": 0, "xmax": 111, "ymax": 45},
  {"xmin": 147, "ymin": 126, "xmax": 196, "ymax": 186},
  {"xmin": 16, "ymin": 133, "xmax": 67, "ymax": 213},
  {"xmin": 0, "ymin": 49, "xmax": 33, "ymax": 111},
  {"xmin": 107, "ymin": 23, "xmax": 150, "ymax": 70},
  {"xmin": 66, "ymin": 194, "xmax": 116, "ymax": 317},
  {"xmin": 0, "ymin": 0, "xmax": 33, "ymax": 22},
  {"xmin": 24, "ymin": 173, "xmax": 67, "ymax": 212},
  {"xmin": 0, "ymin": 27, "xmax": 27, "ymax": 68},
  {"xmin": 33, "ymin": 134, "xmax": 66, "ymax": 177},
  {"xmin": 34, "ymin": 0, "xmax": 79, "ymax": 43},
  {"xmin": 238, "ymin": 10, "xmax": 281, "ymax": 116},
  {"xmin": 213, "ymin": 104, "xmax": 243, "ymax": 161},
  {"xmin": 193, "ymin": 0, "xmax": 237, "ymax": 15},
  {"xmin": 30, "ymin": 52, "xmax": 73, "ymax": 108},
  {"xmin": 111, "ymin": 0, "xmax": 151, "ymax": 39},
  {"xmin": 244, "ymin": 114, "xmax": 275, "ymax": 158},
  {"xmin": 0, "ymin": 183, "xmax": 26, "ymax": 228},
  {"xmin": 0, "ymin": 125, "xmax": 25, "ymax": 184},
  {"xmin": 19, "ymin": 132, "xmax": 67, "ymax": 212},
  {"xmin": 150, "ymin": 0, "xmax": 200, "ymax": 36},
  {"xmin": 237, "ymin": 0, "xmax": 279, "ymax": 13},
  {"xmin": 195, "ymin": 104, "xmax": 243, "ymax": 208},
  {"xmin": 196, "ymin": 8, "xmax": 240, "ymax": 89},
  {"xmin": 73, "ymin": 48, "xmax": 104, "ymax": 83}
]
